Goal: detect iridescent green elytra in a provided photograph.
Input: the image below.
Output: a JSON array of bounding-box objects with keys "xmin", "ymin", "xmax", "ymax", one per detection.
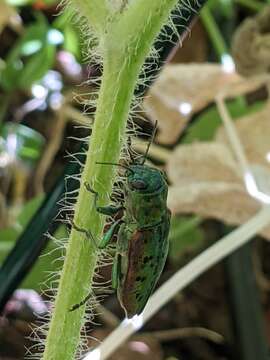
[
  {"xmin": 80, "ymin": 163, "xmax": 171, "ymax": 318},
  {"xmin": 115, "ymin": 164, "xmax": 171, "ymax": 317}
]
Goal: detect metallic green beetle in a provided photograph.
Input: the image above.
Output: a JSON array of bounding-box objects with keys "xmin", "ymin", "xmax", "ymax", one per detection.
[
  {"xmin": 72, "ymin": 138, "xmax": 171, "ymax": 318},
  {"xmin": 76, "ymin": 163, "xmax": 171, "ymax": 318},
  {"xmin": 114, "ymin": 164, "xmax": 171, "ymax": 317}
]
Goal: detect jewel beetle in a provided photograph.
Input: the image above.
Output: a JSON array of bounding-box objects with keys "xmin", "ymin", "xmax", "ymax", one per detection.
[{"xmin": 73, "ymin": 131, "xmax": 171, "ymax": 318}]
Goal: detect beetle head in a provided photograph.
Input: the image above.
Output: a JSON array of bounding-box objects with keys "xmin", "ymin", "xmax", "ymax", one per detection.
[{"xmin": 126, "ymin": 164, "xmax": 165, "ymax": 194}]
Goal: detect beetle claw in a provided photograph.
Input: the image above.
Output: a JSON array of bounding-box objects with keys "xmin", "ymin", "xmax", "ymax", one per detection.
[
  {"xmin": 71, "ymin": 220, "xmax": 98, "ymax": 248},
  {"xmin": 84, "ymin": 181, "xmax": 97, "ymax": 195},
  {"xmin": 69, "ymin": 292, "xmax": 92, "ymax": 312}
]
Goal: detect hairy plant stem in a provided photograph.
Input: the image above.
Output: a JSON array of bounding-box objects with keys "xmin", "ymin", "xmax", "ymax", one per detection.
[
  {"xmin": 72, "ymin": 0, "xmax": 110, "ymax": 34},
  {"xmin": 43, "ymin": 0, "xmax": 180, "ymax": 359}
]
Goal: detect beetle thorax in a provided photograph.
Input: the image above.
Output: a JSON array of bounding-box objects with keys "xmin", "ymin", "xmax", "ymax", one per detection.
[
  {"xmin": 124, "ymin": 165, "xmax": 168, "ymax": 227},
  {"xmin": 126, "ymin": 165, "xmax": 164, "ymax": 192}
]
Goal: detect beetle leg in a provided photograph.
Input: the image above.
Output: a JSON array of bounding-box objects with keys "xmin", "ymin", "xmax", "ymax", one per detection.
[
  {"xmin": 72, "ymin": 219, "xmax": 122, "ymax": 249},
  {"xmin": 112, "ymin": 254, "xmax": 121, "ymax": 290},
  {"xmin": 71, "ymin": 221, "xmax": 98, "ymax": 248},
  {"xmin": 69, "ymin": 292, "xmax": 92, "ymax": 312},
  {"xmin": 99, "ymin": 219, "xmax": 122, "ymax": 248},
  {"xmin": 70, "ymin": 256, "xmax": 119, "ymax": 312},
  {"xmin": 84, "ymin": 182, "xmax": 123, "ymax": 216}
]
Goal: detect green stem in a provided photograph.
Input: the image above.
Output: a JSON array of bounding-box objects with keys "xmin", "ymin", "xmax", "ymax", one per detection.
[
  {"xmin": 42, "ymin": 0, "xmax": 182, "ymax": 358},
  {"xmin": 73, "ymin": 0, "xmax": 110, "ymax": 35},
  {"xmin": 200, "ymin": 6, "xmax": 228, "ymax": 60},
  {"xmin": 234, "ymin": 0, "xmax": 265, "ymax": 12}
]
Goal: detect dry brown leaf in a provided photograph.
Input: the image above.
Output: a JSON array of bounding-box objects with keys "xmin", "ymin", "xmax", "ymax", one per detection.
[
  {"xmin": 168, "ymin": 183, "xmax": 270, "ymax": 239},
  {"xmin": 167, "ymin": 142, "xmax": 242, "ymax": 185},
  {"xmin": 232, "ymin": 6, "xmax": 270, "ymax": 77},
  {"xmin": 167, "ymin": 142, "xmax": 270, "ymax": 239},
  {"xmin": 143, "ymin": 64, "xmax": 241, "ymax": 145},
  {"xmin": 216, "ymin": 74, "xmax": 270, "ymax": 101},
  {"xmin": 215, "ymin": 103, "xmax": 270, "ymax": 168},
  {"xmin": 168, "ymin": 182, "xmax": 256, "ymax": 224}
]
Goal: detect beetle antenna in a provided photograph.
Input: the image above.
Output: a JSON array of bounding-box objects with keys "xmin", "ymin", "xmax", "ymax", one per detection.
[
  {"xmin": 126, "ymin": 136, "xmax": 136, "ymax": 164},
  {"xmin": 96, "ymin": 162, "xmax": 135, "ymax": 175},
  {"xmin": 141, "ymin": 120, "xmax": 158, "ymax": 165}
]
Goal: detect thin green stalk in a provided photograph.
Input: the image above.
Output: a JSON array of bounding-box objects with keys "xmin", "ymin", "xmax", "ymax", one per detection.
[
  {"xmin": 200, "ymin": 6, "xmax": 228, "ymax": 60},
  {"xmin": 234, "ymin": 0, "xmax": 265, "ymax": 12},
  {"xmin": 43, "ymin": 1, "xmax": 181, "ymax": 359},
  {"xmin": 42, "ymin": 63, "xmax": 134, "ymax": 360}
]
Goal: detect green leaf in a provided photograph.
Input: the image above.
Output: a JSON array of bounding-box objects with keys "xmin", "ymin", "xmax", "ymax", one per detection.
[
  {"xmin": 182, "ymin": 99, "xmax": 265, "ymax": 143},
  {"xmin": 18, "ymin": 42, "xmax": 56, "ymax": 88},
  {"xmin": 0, "ymin": 194, "xmax": 44, "ymax": 261},
  {"xmin": 63, "ymin": 26, "xmax": 81, "ymax": 60},
  {"xmin": 1, "ymin": 123, "xmax": 45, "ymax": 165},
  {"xmin": 17, "ymin": 193, "xmax": 45, "ymax": 228},
  {"xmin": 0, "ymin": 194, "xmax": 64, "ymax": 292},
  {"xmin": 169, "ymin": 216, "xmax": 204, "ymax": 263},
  {"xmin": 43, "ymin": 0, "xmax": 59, "ymax": 4},
  {"xmin": 0, "ymin": 15, "xmax": 57, "ymax": 91},
  {"xmin": 53, "ymin": 9, "xmax": 81, "ymax": 60},
  {"xmin": 21, "ymin": 225, "xmax": 66, "ymax": 290},
  {"xmin": 0, "ymin": 229, "xmax": 20, "ymax": 251},
  {"xmin": 207, "ymin": 0, "xmax": 234, "ymax": 17}
]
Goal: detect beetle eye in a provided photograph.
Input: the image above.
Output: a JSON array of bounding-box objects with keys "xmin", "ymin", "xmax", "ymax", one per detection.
[{"xmin": 131, "ymin": 180, "xmax": 147, "ymax": 190}]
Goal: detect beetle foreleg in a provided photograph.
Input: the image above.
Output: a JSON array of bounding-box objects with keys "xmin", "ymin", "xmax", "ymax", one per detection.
[
  {"xmin": 72, "ymin": 219, "xmax": 122, "ymax": 250},
  {"xmin": 71, "ymin": 221, "xmax": 98, "ymax": 248},
  {"xmin": 99, "ymin": 219, "xmax": 122, "ymax": 248},
  {"xmin": 69, "ymin": 292, "xmax": 92, "ymax": 312},
  {"xmin": 112, "ymin": 254, "xmax": 121, "ymax": 290},
  {"xmin": 84, "ymin": 182, "xmax": 123, "ymax": 216}
]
